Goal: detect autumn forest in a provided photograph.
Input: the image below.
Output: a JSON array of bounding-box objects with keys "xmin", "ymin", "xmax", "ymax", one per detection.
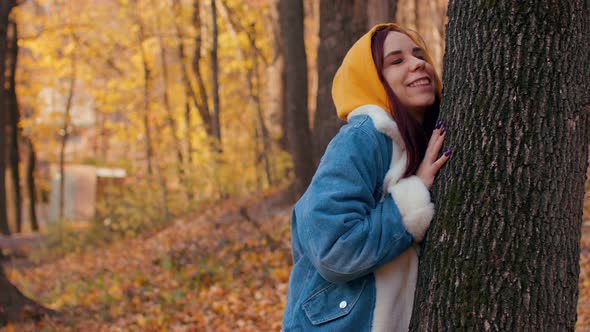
[{"xmin": 1, "ymin": 0, "xmax": 589, "ymax": 331}]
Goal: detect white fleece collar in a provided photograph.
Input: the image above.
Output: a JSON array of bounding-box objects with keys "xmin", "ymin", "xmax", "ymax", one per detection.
[
  {"xmin": 347, "ymin": 105, "xmax": 407, "ymax": 187},
  {"xmin": 347, "ymin": 105, "xmax": 405, "ymax": 150}
]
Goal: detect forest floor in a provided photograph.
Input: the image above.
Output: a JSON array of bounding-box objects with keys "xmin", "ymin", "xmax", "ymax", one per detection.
[{"xmin": 3, "ymin": 171, "xmax": 590, "ymax": 331}]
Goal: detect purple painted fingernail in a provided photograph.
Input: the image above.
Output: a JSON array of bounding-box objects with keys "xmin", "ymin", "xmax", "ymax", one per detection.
[
  {"xmin": 435, "ymin": 120, "xmax": 442, "ymax": 129},
  {"xmin": 444, "ymin": 149, "xmax": 453, "ymax": 157},
  {"xmin": 440, "ymin": 127, "xmax": 446, "ymax": 135}
]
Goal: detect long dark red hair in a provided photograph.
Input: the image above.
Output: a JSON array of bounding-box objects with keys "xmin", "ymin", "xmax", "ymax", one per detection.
[{"xmin": 371, "ymin": 26, "xmax": 441, "ymax": 178}]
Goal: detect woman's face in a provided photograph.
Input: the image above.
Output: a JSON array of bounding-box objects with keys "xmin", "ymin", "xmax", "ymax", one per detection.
[{"xmin": 381, "ymin": 31, "xmax": 436, "ymax": 119}]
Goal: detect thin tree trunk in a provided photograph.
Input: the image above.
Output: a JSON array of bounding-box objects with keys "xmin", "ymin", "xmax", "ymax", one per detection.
[
  {"xmin": 7, "ymin": 20, "xmax": 21, "ymax": 232},
  {"xmin": 26, "ymin": 139, "xmax": 38, "ymax": 231},
  {"xmin": 312, "ymin": 0, "xmax": 368, "ymax": 164},
  {"xmin": 217, "ymin": 0, "xmax": 273, "ymax": 186},
  {"xmin": 192, "ymin": 0, "xmax": 213, "ymax": 139},
  {"xmin": 279, "ymin": 0, "xmax": 314, "ymax": 197},
  {"xmin": 171, "ymin": 0, "xmax": 196, "ymax": 176},
  {"xmin": 410, "ymin": 1, "xmax": 590, "ymax": 330},
  {"xmin": 152, "ymin": 0, "xmax": 187, "ymax": 188},
  {"xmin": 136, "ymin": 19, "xmax": 153, "ymax": 175},
  {"xmin": 58, "ymin": 54, "xmax": 76, "ymax": 221},
  {"xmin": 129, "ymin": 1, "xmax": 168, "ymax": 215},
  {"xmin": 266, "ymin": 0, "xmax": 286, "ymax": 152},
  {"xmin": 0, "ymin": 0, "xmax": 13, "ymax": 235},
  {"xmin": 210, "ymin": 0, "xmax": 221, "ymax": 146}
]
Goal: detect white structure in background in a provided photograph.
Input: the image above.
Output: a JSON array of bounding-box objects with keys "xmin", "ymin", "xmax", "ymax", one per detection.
[{"xmin": 48, "ymin": 165, "xmax": 126, "ymax": 222}]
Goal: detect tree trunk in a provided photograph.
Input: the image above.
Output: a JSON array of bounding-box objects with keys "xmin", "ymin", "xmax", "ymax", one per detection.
[
  {"xmin": 210, "ymin": 0, "xmax": 221, "ymax": 146},
  {"xmin": 279, "ymin": 0, "xmax": 314, "ymax": 198},
  {"xmin": 192, "ymin": 0, "xmax": 213, "ymax": 139},
  {"xmin": 0, "ymin": 0, "xmax": 14, "ymax": 235},
  {"xmin": 0, "ymin": 1, "xmax": 56, "ymax": 325},
  {"xmin": 152, "ymin": 0, "xmax": 187, "ymax": 189},
  {"xmin": 172, "ymin": 0, "xmax": 196, "ymax": 179},
  {"xmin": 367, "ymin": 0, "xmax": 398, "ymax": 28},
  {"xmin": 58, "ymin": 55, "xmax": 75, "ymax": 222},
  {"xmin": 135, "ymin": 14, "xmax": 154, "ymax": 176},
  {"xmin": 7, "ymin": 20, "xmax": 21, "ymax": 232},
  {"xmin": 26, "ymin": 139, "xmax": 38, "ymax": 231},
  {"xmin": 312, "ymin": 0, "xmax": 368, "ymax": 164},
  {"xmin": 410, "ymin": 1, "xmax": 590, "ymax": 331},
  {"xmin": 266, "ymin": 0, "xmax": 286, "ymax": 152},
  {"xmin": 0, "ymin": 260, "xmax": 57, "ymax": 325},
  {"xmin": 216, "ymin": 0, "xmax": 273, "ymax": 187}
]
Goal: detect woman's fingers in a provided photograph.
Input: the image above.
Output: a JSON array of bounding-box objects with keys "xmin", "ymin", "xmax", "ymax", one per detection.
[
  {"xmin": 426, "ymin": 130, "xmax": 446, "ymax": 162},
  {"xmin": 432, "ymin": 149, "xmax": 452, "ymax": 171}
]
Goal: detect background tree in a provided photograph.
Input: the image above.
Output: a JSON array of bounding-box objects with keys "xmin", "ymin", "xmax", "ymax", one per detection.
[
  {"xmin": 312, "ymin": 0, "xmax": 399, "ymax": 163},
  {"xmin": 7, "ymin": 20, "xmax": 22, "ymax": 232},
  {"xmin": 0, "ymin": 0, "xmax": 15, "ymax": 235},
  {"xmin": 279, "ymin": 0, "xmax": 314, "ymax": 197},
  {"xmin": 410, "ymin": 1, "xmax": 590, "ymax": 330}
]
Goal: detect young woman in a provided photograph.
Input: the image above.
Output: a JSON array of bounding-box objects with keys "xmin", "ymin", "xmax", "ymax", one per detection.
[{"xmin": 281, "ymin": 24, "xmax": 451, "ymax": 331}]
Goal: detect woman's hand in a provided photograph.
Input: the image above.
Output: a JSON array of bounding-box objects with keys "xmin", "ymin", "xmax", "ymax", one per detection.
[{"xmin": 416, "ymin": 121, "xmax": 452, "ymax": 189}]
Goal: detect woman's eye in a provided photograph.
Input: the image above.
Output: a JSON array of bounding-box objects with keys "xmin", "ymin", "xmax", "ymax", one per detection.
[
  {"xmin": 390, "ymin": 59, "xmax": 403, "ymax": 65},
  {"xmin": 416, "ymin": 55, "xmax": 425, "ymax": 60}
]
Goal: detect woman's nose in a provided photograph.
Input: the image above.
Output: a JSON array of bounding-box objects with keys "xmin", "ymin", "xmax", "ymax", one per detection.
[{"xmin": 410, "ymin": 57, "xmax": 426, "ymax": 71}]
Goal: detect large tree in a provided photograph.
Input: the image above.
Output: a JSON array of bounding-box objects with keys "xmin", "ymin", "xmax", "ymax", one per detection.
[{"xmin": 410, "ymin": 1, "xmax": 590, "ymax": 330}]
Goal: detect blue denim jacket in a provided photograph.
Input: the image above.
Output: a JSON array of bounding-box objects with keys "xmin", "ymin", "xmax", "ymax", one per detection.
[{"xmin": 282, "ymin": 114, "xmax": 415, "ymax": 331}]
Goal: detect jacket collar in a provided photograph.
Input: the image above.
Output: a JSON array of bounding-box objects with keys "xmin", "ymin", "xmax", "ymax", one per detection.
[
  {"xmin": 347, "ymin": 104, "xmax": 408, "ymax": 189},
  {"xmin": 347, "ymin": 104, "xmax": 405, "ymax": 151}
]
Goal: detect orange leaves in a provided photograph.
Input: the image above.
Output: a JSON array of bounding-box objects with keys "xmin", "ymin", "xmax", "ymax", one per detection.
[{"xmin": 6, "ymin": 189, "xmax": 292, "ymax": 331}]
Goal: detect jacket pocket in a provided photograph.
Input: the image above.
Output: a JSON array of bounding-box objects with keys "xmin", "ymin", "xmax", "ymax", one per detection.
[{"xmin": 301, "ymin": 278, "xmax": 367, "ymax": 325}]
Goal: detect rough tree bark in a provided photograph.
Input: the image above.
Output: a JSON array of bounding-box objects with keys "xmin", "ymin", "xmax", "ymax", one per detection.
[
  {"xmin": 279, "ymin": 0, "xmax": 314, "ymax": 197},
  {"xmin": 409, "ymin": 1, "xmax": 590, "ymax": 331},
  {"xmin": 312, "ymin": 0, "xmax": 398, "ymax": 164}
]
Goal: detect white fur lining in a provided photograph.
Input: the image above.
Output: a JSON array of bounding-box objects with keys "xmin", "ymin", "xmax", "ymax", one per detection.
[
  {"xmin": 347, "ymin": 105, "xmax": 434, "ymax": 241},
  {"xmin": 371, "ymin": 247, "xmax": 418, "ymax": 332},
  {"xmin": 348, "ymin": 105, "xmax": 434, "ymax": 332},
  {"xmin": 388, "ymin": 176, "xmax": 434, "ymax": 242}
]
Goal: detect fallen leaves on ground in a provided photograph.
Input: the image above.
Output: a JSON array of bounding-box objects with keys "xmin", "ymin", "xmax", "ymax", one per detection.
[
  {"xmin": 4, "ymin": 168, "xmax": 590, "ymax": 331},
  {"xmin": 5, "ymin": 188, "xmax": 292, "ymax": 331}
]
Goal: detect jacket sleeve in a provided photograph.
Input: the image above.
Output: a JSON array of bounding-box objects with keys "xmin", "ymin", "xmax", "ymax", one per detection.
[{"xmin": 295, "ymin": 124, "xmax": 414, "ymax": 284}]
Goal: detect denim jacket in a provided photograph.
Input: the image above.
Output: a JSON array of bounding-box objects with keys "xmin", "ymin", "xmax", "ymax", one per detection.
[{"xmin": 282, "ymin": 106, "xmax": 434, "ymax": 331}]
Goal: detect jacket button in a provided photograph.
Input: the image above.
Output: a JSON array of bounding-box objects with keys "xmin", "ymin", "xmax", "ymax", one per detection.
[{"xmin": 339, "ymin": 301, "xmax": 347, "ymax": 309}]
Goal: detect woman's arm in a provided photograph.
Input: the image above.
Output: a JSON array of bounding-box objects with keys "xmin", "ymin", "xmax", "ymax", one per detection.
[{"xmin": 296, "ymin": 122, "xmax": 419, "ymax": 284}]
